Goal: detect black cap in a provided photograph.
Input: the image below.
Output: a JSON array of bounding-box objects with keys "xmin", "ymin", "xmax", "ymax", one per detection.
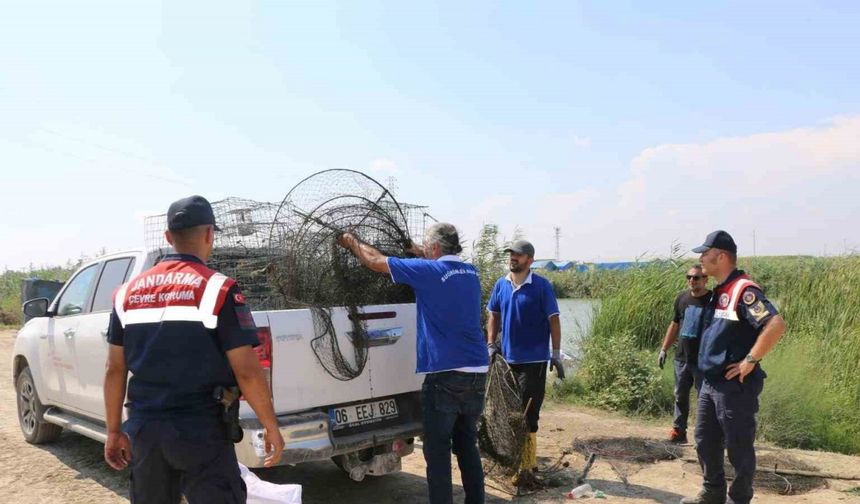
[
  {"xmin": 167, "ymin": 195, "xmax": 220, "ymax": 231},
  {"xmin": 692, "ymin": 230, "xmax": 737, "ymax": 254},
  {"xmin": 504, "ymin": 239, "xmax": 535, "ymax": 257}
]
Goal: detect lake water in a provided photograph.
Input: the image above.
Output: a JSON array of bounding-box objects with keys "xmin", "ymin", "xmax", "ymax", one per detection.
[{"xmin": 558, "ymin": 298, "xmax": 600, "ymax": 359}]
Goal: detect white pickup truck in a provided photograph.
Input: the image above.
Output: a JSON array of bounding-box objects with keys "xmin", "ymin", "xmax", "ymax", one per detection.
[{"xmin": 13, "ymin": 249, "xmax": 424, "ymax": 480}]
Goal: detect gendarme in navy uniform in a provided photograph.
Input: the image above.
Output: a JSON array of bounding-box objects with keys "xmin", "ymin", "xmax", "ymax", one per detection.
[
  {"xmin": 681, "ymin": 230, "xmax": 786, "ymax": 504},
  {"xmin": 103, "ymin": 195, "xmax": 284, "ymax": 504}
]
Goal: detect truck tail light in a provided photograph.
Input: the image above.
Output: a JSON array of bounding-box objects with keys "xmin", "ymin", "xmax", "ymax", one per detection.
[
  {"xmin": 254, "ymin": 326, "xmax": 272, "ymax": 369},
  {"xmin": 243, "ymin": 326, "xmax": 272, "ymax": 399}
]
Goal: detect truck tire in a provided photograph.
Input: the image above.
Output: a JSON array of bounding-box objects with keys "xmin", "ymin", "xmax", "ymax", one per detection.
[{"xmin": 16, "ymin": 367, "xmax": 62, "ymax": 444}]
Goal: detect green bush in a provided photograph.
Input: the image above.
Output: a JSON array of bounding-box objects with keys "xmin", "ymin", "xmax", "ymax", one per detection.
[
  {"xmin": 578, "ymin": 332, "xmax": 672, "ymax": 415},
  {"xmin": 546, "ymin": 373, "xmax": 587, "ymax": 404}
]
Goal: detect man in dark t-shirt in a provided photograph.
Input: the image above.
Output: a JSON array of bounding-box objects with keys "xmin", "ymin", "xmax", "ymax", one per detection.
[{"xmin": 657, "ymin": 264, "xmax": 711, "ymax": 443}]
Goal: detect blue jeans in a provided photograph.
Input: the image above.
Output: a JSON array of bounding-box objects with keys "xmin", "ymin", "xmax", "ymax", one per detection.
[
  {"xmin": 422, "ymin": 371, "xmax": 487, "ymax": 504},
  {"xmin": 695, "ymin": 370, "xmax": 765, "ymax": 504},
  {"xmin": 673, "ymin": 359, "xmax": 703, "ymax": 431}
]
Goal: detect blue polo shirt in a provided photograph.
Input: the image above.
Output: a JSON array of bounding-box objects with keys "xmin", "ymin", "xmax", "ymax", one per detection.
[
  {"xmin": 387, "ymin": 255, "xmax": 488, "ymax": 374},
  {"xmin": 487, "ymin": 272, "xmax": 560, "ymax": 364}
]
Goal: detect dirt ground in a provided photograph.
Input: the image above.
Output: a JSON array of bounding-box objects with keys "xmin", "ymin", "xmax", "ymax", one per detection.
[{"xmin": 2, "ymin": 328, "xmax": 860, "ymax": 503}]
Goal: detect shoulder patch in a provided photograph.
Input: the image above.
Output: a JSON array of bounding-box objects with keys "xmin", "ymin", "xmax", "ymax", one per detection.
[
  {"xmin": 742, "ymin": 290, "xmax": 757, "ymax": 305},
  {"xmin": 748, "ymin": 300, "xmax": 769, "ymax": 322}
]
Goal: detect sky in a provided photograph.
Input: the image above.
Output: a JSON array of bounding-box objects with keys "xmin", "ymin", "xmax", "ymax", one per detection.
[{"xmin": 2, "ymin": 1, "xmax": 859, "ymax": 269}]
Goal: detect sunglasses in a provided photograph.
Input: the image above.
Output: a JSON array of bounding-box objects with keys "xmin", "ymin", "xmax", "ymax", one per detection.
[{"xmin": 686, "ymin": 275, "xmax": 706, "ymax": 280}]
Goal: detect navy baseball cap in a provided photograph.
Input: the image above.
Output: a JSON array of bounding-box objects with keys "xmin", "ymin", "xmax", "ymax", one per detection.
[
  {"xmin": 504, "ymin": 239, "xmax": 536, "ymax": 257},
  {"xmin": 167, "ymin": 195, "xmax": 220, "ymax": 231},
  {"xmin": 692, "ymin": 230, "xmax": 737, "ymax": 254}
]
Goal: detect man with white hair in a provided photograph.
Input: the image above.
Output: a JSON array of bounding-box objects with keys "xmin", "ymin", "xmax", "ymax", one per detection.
[{"xmin": 338, "ymin": 222, "xmax": 488, "ymax": 504}]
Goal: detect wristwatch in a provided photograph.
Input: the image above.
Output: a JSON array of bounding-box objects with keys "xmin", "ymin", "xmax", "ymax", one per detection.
[{"xmin": 744, "ymin": 354, "xmax": 761, "ymax": 364}]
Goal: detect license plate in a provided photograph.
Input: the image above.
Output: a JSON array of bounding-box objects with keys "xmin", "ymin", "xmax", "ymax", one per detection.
[{"xmin": 330, "ymin": 399, "xmax": 398, "ymax": 430}]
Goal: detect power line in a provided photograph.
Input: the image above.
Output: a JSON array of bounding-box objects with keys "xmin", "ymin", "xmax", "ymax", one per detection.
[{"xmin": 7, "ymin": 132, "xmax": 191, "ymax": 186}]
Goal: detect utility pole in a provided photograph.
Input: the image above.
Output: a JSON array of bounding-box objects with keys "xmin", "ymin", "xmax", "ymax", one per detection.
[
  {"xmin": 554, "ymin": 227, "xmax": 561, "ymax": 260},
  {"xmin": 753, "ymin": 229, "xmax": 757, "ymax": 257}
]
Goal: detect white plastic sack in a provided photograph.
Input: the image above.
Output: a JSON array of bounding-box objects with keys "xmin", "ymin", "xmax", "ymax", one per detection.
[{"xmin": 239, "ymin": 463, "xmax": 302, "ymax": 504}]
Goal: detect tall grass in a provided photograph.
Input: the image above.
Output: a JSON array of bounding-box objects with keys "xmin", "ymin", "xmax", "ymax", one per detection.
[
  {"xmin": 754, "ymin": 256, "xmax": 860, "ymax": 453},
  {"xmin": 565, "ymin": 254, "xmax": 860, "ymax": 454}
]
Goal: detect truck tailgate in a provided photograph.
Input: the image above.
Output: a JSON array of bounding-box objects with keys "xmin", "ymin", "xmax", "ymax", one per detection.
[
  {"xmin": 262, "ymin": 303, "xmax": 422, "ymax": 415},
  {"xmin": 363, "ymin": 303, "xmax": 423, "ymax": 399}
]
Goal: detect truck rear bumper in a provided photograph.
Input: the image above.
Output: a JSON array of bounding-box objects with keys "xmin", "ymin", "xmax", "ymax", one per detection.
[{"xmin": 235, "ymin": 410, "xmax": 422, "ymax": 468}]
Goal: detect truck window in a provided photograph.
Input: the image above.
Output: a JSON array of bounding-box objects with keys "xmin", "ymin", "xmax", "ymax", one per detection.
[
  {"xmin": 56, "ymin": 264, "xmax": 100, "ymax": 317},
  {"xmin": 91, "ymin": 258, "xmax": 135, "ymax": 312}
]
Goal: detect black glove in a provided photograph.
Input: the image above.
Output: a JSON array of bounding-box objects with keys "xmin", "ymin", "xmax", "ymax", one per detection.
[{"xmin": 549, "ymin": 350, "xmax": 565, "ymax": 380}]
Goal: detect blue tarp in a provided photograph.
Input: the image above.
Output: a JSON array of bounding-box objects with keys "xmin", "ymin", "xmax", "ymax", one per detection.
[
  {"xmin": 530, "ymin": 260, "xmax": 641, "ymax": 272},
  {"xmin": 530, "ymin": 260, "xmax": 558, "ymax": 271},
  {"xmin": 530, "ymin": 260, "xmax": 577, "ymax": 271}
]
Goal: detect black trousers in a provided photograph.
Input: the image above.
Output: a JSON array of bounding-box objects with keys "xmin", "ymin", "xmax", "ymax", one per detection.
[
  {"xmin": 673, "ymin": 359, "xmax": 703, "ymax": 431},
  {"xmin": 695, "ymin": 371, "xmax": 765, "ymax": 504},
  {"xmin": 124, "ymin": 417, "xmax": 246, "ymax": 504},
  {"xmin": 508, "ymin": 361, "xmax": 548, "ymax": 433}
]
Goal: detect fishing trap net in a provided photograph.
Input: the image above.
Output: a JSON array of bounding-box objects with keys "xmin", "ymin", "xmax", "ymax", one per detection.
[
  {"xmin": 144, "ymin": 169, "xmax": 427, "ymax": 381},
  {"xmin": 479, "ymin": 356, "xmax": 529, "ymax": 470},
  {"xmin": 480, "ymin": 356, "xmax": 575, "ymax": 494}
]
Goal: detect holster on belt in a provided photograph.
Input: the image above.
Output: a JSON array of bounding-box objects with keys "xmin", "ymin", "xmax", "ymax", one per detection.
[{"xmin": 213, "ymin": 385, "xmax": 243, "ymax": 443}]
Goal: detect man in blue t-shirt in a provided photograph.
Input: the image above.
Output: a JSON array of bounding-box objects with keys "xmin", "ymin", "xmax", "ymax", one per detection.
[
  {"xmin": 486, "ymin": 240, "xmax": 562, "ymax": 479},
  {"xmin": 337, "ymin": 222, "xmax": 488, "ymax": 504}
]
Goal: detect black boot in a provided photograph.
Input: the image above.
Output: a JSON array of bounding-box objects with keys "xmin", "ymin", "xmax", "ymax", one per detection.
[{"xmin": 679, "ymin": 488, "xmax": 726, "ymax": 504}]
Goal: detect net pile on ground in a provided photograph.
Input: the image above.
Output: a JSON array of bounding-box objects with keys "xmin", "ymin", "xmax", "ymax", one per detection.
[
  {"xmin": 572, "ymin": 436, "xmax": 681, "ymax": 463},
  {"xmin": 572, "ymin": 436, "xmax": 681, "ymax": 483},
  {"xmin": 681, "ymin": 452, "xmax": 827, "ymax": 495},
  {"xmin": 143, "ymin": 169, "xmax": 420, "ymax": 381}
]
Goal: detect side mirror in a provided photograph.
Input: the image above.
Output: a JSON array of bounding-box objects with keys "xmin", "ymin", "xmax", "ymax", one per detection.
[{"xmin": 23, "ymin": 298, "xmax": 51, "ymax": 318}]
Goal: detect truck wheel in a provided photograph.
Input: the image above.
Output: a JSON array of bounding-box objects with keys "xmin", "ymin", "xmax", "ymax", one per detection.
[{"xmin": 16, "ymin": 367, "xmax": 62, "ymax": 444}]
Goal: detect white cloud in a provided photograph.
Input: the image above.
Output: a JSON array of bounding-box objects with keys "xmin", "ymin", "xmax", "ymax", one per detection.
[
  {"xmin": 368, "ymin": 158, "xmax": 400, "ymax": 176},
  {"xmin": 588, "ymin": 115, "xmax": 860, "ymax": 259},
  {"xmin": 573, "ymin": 135, "xmax": 592, "ymax": 148},
  {"xmin": 476, "ymin": 116, "xmax": 860, "ymax": 262}
]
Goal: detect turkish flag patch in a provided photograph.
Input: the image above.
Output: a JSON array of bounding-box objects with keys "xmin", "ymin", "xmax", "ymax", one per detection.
[{"xmin": 234, "ymin": 293, "xmax": 246, "ymax": 305}]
